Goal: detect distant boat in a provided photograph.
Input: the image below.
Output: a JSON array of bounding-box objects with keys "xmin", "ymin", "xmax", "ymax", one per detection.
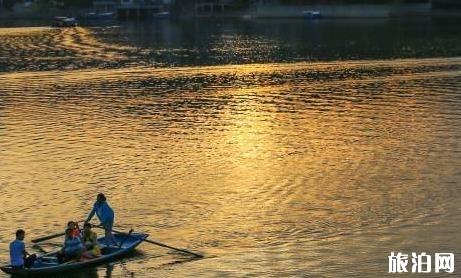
[
  {"xmin": 52, "ymin": 16, "xmax": 78, "ymax": 27},
  {"xmin": 302, "ymin": 10, "xmax": 322, "ymax": 19},
  {"xmin": 1, "ymin": 232, "xmax": 148, "ymax": 276}
]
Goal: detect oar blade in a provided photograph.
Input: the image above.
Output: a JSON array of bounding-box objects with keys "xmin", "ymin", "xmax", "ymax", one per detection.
[
  {"xmin": 31, "ymin": 232, "xmax": 65, "ymax": 243},
  {"xmin": 90, "ymin": 224, "xmax": 203, "ymax": 258},
  {"xmin": 144, "ymin": 238, "xmax": 203, "ymax": 258}
]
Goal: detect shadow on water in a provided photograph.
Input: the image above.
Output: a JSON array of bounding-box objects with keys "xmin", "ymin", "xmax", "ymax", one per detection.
[
  {"xmin": 8, "ymin": 249, "xmax": 202, "ymax": 278},
  {"xmin": 10, "ymin": 267, "xmax": 101, "ymax": 278},
  {"xmin": 9, "ymin": 251, "xmax": 137, "ymax": 278}
]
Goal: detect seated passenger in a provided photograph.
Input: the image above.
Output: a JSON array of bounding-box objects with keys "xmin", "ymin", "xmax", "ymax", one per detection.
[
  {"xmin": 81, "ymin": 223, "xmax": 101, "ymax": 260},
  {"xmin": 59, "ymin": 228, "xmax": 84, "ymax": 262},
  {"xmin": 9, "ymin": 229, "xmax": 36, "ymax": 269},
  {"xmin": 67, "ymin": 221, "xmax": 81, "ymax": 239}
]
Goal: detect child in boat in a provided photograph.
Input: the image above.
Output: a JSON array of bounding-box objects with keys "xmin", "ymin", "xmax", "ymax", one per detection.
[
  {"xmin": 9, "ymin": 229, "xmax": 36, "ymax": 269},
  {"xmin": 67, "ymin": 221, "xmax": 81, "ymax": 239},
  {"xmin": 81, "ymin": 223, "xmax": 101, "ymax": 260},
  {"xmin": 59, "ymin": 228, "xmax": 84, "ymax": 262}
]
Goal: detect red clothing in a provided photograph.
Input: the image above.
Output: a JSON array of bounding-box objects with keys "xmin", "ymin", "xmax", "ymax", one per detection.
[{"xmin": 70, "ymin": 228, "xmax": 81, "ymax": 238}]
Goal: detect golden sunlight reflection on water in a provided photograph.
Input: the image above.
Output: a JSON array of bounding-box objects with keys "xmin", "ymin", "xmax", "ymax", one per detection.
[{"xmin": 0, "ymin": 27, "xmax": 461, "ymax": 277}]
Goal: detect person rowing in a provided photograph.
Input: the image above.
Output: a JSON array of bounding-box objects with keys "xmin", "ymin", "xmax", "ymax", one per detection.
[{"xmin": 85, "ymin": 193, "xmax": 116, "ymax": 246}]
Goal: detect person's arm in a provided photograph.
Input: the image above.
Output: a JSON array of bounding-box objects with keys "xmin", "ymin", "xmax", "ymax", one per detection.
[
  {"xmin": 22, "ymin": 242, "xmax": 30, "ymax": 257},
  {"xmin": 93, "ymin": 233, "xmax": 98, "ymax": 246},
  {"xmin": 78, "ymin": 236, "xmax": 85, "ymax": 249},
  {"xmin": 75, "ymin": 222, "xmax": 82, "ymax": 236},
  {"xmin": 86, "ymin": 204, "xmax": 97, "ymax": 222}
]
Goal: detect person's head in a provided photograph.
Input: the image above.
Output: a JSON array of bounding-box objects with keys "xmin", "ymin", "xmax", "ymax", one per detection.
[
  {"xmin": 83, "ymin": 222, "xmax": 92, "ymax": 232},
  {"xmin": 97, "ymin": 193, "xmax": 106, "ymax": 203},
  {"xmin": 67, "ymin": 221, "xmax": 76, "ymax": 229},
  {"xmin": 15, "ymin": 229, "xmax": 25, "ymax": 240},
  {"xmin": 65, "ymin": 228, "xmax": 73, "ymax": 237}
]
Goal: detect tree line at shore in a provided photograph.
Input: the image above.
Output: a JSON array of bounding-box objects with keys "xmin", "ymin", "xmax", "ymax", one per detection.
[
  {"xmin": 1, "ymin": 0, "xmax": 92, "ymax": 11},
  {"xmin": 1, "ymin": 0, "xmax": 460, "ymax": 12}
]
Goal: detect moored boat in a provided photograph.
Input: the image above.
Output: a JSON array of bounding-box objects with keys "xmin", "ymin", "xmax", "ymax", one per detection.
[
  {"xmin": 1, "ymin": 232, "xmax": 148, "ymax": 276},
  {"xmin": 51, "ymin": 16, "xmax": 79, "ymax": 27}
]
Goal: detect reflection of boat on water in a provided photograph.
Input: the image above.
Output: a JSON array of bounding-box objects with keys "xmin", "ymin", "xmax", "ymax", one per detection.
[
  {"xmin": 152, "ymin": 11, "xmax": 170, "ymax": 19},
  {"xmin": 51, "ymin": 17, "xmax": 79, "ymax": 27},
  {"xmin": 84, "ymin": 12, "xmax": 116, "ymax": 20},
  {"xmin": 302, "ymin": 10, "xmax": 322, "ymax": 19},
  {"xmin": 0, "ymin": 232, "xmax": 148, "ymax": 276}
]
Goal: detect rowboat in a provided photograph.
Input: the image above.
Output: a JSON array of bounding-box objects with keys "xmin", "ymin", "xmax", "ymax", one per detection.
[{"xmin": 1, "ymin": 232, "xmax": 148, "ymax": 276}]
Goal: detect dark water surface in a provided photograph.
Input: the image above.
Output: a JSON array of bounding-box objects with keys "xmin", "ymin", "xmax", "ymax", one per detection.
[
  {"xmin": 1, "ymin": 18, "xmax": 461, "ymax": 71},
  {"xmin": 0, "ymin": 19, "xmax": 461, "ymax": 277}
]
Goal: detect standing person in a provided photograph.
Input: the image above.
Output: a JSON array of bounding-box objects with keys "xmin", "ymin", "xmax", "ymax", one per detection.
[
  {"xmin": 9, "ymin": 229, "xmax": 36, "ymax": 269},
  {"xmin": 86, "ymin": 193, "xmax": 116, "ymax": 246}
]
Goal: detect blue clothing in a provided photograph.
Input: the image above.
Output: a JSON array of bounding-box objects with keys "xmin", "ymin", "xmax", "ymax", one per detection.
[
  {"xmin": 87, "ymin": 201, "xmax": 114, "ymax": 225},
  {"xmin": 64, "ymin": 237, "xmax": 84, "ymax": 255},
  {"xmin": 9, "ymin": 240, "xmax": 25, "ymax": 267},
  {"xmin": 102, "ymin": 219, "xmax": 114, "ymax": 231}
]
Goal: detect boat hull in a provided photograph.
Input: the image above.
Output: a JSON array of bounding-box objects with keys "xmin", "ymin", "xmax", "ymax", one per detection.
[{"xmin": 1, "ymin": 232, "xmax": 148, "ymax": 276}]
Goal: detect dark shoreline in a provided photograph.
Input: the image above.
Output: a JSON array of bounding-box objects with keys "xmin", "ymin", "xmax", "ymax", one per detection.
[{"xmin": 1, "ymin": 9, "xmax": 461, "ymax": 22}]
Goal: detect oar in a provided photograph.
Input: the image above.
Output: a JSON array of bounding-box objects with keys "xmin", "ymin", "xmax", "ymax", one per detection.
[
  {"xmin": 31, "ymin": 220, "xmax": 85, "ymax": 243},
  {"xmin": 142, "ymin": 236, "xmax": 203, "ymax": 258},
  {"xmin": 32, "ymin": 244, "xmax": 48, "ymax": 254},
  {"xmin": 92, "ymin": 225, "xmax": 203, "ymax": 258},
  {"xmin": 31, "ymin": 232, "xmax": 66, "ymax": 243}
]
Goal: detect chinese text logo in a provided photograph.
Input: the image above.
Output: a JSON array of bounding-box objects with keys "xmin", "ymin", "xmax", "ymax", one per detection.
[{"xmin": 389, "ymin": 252, "xmax": 454, "ymax": 273}]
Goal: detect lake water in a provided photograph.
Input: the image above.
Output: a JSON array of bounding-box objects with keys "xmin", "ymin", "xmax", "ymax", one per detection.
[{"xmin": 0, "ymin": 18, "xmax": 461, "ymax": 277}]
